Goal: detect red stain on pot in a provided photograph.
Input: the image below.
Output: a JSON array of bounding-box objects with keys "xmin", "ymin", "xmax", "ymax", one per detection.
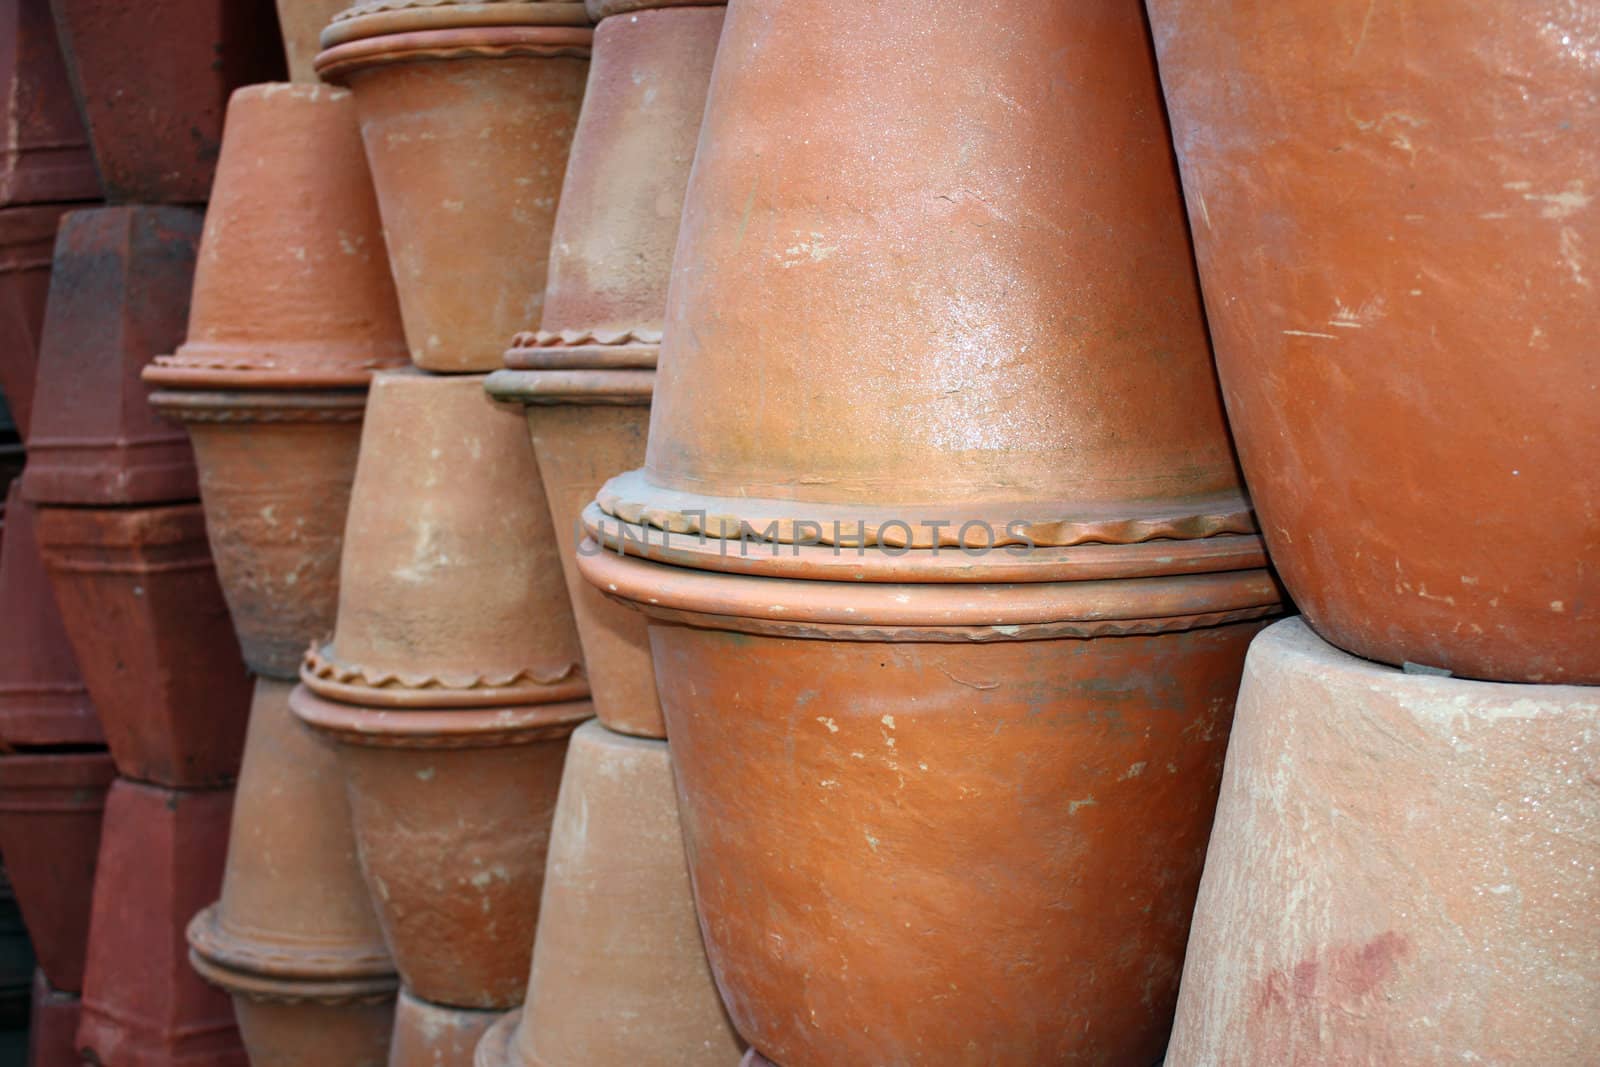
[
  {"xmin": 1254, "ymin": 932, "xmax": 1411, "ymax": 1016},
  {"xmin": 0, "ymin": 201, "xmax": 73, "ymax": 440},
  {"xmin": 0, "ymin": 0, "xmax": 99, "ymax": 206}
]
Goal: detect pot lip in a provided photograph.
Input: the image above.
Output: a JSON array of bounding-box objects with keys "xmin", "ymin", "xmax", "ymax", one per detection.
[
  {"xmin": 0, "ymin": 695, "xmax": 105, "ymax": 748},
  {"xmin": 579, "ymin": 540, "xmax": 1284, "ymax": 642},
  {"xmin": 144, "ymin": 344, "xmax": 408, "ymax": 391},
  {"xmin": 0, "ymin": 202, "xmax": 78, "ymax": 250},
  {"xmin": 586, "ymin": 0, "xmax": 724, "ymax": 21},
  {"xmin": 288, "ymin": 683, "xmax": 594, "ymax": 748},
  {"xmin": 186, "ymin": 903, "xmax": 396, "ymax": 983},
  {"xmin": 0, "ymin": 749, "xmax": 116, "ymax": 794},
  {"xmin": 473, "ymin": 1008, "xmax": 521, "ymax": 1067},
  {"xmin": 316, "ymin": 23, "xmax": 593, "ymax": 81},
  {"xmin": 146, "ymin": 387, "xmax": 370, "ymax": 423},
  {"xmin": 504, "ymin": 328, "xmax": 661, "ymax": 369},
  {"xmin": 323, "ymin": 0, "xmax": 589, "ymax": 48},
  {"xmin": 484, "ymin": 368, "xmax": 654, "ymax": 407},
  {"xmin": 300, "ymin": 642, "xmax": 588, "ymax": 710},
  {"xmin": 188, "ymin": 946, "xmax": 398, "ymax": 1007},
  {"xmin": 30, "ymin": 500, "xmax": 207, "ymax": 550}
]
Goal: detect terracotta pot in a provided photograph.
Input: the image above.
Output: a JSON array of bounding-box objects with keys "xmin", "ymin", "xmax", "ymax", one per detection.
[
  {"xmin": 276, "ymin": 0, "xmax": 348, "ymax": 82},
  {"xmin": 0, "ymin": 202, "xmax": 71, "ymax": 440},
  {"xmin": 290, "ymin": 685, "xmax": 591, "ymax": 1010},
  {"xmin": 77, "ymin": 779, "xmax": 244, "ymax": 1067},
  {"xmin": 0, "ymin": 0, "xmax": 98, "ymax": 206},
  {"xmin": 301, "ymin": 369, "xmax": 585, "ymax": 710},
  {"xmin": 142, "ymin": 82, "xmax": 409, "ymax": 391},
  {"xmin": 1145, "ymin": 1, "xmax": 1598, "ymax": 684},
  {"xmin": 0, "ymin": 485, "xmax": 100, "ymax": 746},
  {"xmin": 29, "ymin": 970, "xmax": 82, "ymax": 1067},
  {"xmin": 315, "ymin": 3, "xmax": 591, "ymax": 372},
  {"xmin": 1169, "ymin": 618, "xmax": 1600, "ymax": 1063},
  {"xmin": 0, "ymin": 750, "xmax": 113, "ymax": 993},
  {"xmin": 586, "ymin": 0, "xmax": 722, "ymax": 21},
  {"xmin": 391, "ymin": 988, "xmax": 504, "ymax": 1067},
  {"xmin": 47, "ymin": 0, "xmax": 284, "ymax": 203},
  {"xmin": 22, "ymin": 206, "xmax": 200, "ymax": 507},
  {"xmin": 33, "ymin": 503, "xmax": 252, "ymax": 788},
  {"xmin": 147, "ymin": 390, "xmax": 367, "ymax": 680},
  {"xmin": 738, "ymin": 1052, "xmax": 775, "ymax": 1067},
  {"xmin": 477, "ymin": 721, "xmax": 741, "ymax": 1066}
]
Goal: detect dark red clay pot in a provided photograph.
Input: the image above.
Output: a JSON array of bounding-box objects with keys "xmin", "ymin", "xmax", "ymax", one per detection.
[
  {"xmin": 33, "ymin": 503, "xmax": 251, "ymax": 788},
  {"xmin": 0, "ymin": 201, "xmax": 71, "ymax": 439},
  {"xmin": 391, "ymin": 988, "xmax": 504, "ymax": 1067},
  {"xmin": 23, "ymin": 206, "xmax": 200, "ymax": 507},
  {"xmin": 0, "ymin": 0, "xmax": 98, "ymax": 206},
  {"xmin": 77, "ymin": 779, "xmax": 244, "ymax": 1067},
  {"xmin": 28, "ymin": 969, "xmax": 83, "ymax": 1067},
  {"xmin": 47, "ymin": 0, "xmax": 284, "ymax": 204},
  {"xmin": 0, "ymin": 750, "xmax": 113, "ymax": 993},
  {"xmin": 0, "ymin": 484, "xmax": 100, "ymax": 747}
]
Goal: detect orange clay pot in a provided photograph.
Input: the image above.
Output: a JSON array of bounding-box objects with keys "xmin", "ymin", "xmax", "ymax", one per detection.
[
  {"xmin": 291, "ymin": 686, "xmax": 591, "ymax": 1009},
  {"xmin": 586, "ymin": 0, "xmax": 721, "ymax": 20},
  {"xmin": 1146, "ymin": 1, "xmax": 1598, "ymax": 684},
  {"xmin": 316, "ymin": 2, "xmax": 591, "ymax": 372},
  {"xmin": 0, "ymin": 201, "xmax": 72, "ymax": 439},
  {"xmin": 144, "ymin": 83, "xmax": 407, "ymax": 391},
  {"xmin": 187, "ymin": 678, "xmax": 396, "ymax": 1067},
  {"xmin": 33, "ymin": 503, "xmax": 252, "ymax": 787},
  {"xmin": 302, "ymin": 369, "xmax": 585, "ymax": 710},
  {"xmin": 392, "ymin": 988, "xmax": 505, "ymax": 1067},
  {"xmin": 275, "ymin": 0, "xmax": 348, "ymax": 82},
  {"xmin": 476, "ymin": 721, "xmax": 742, "ymax": 1067},
  {"xmin": 0, "ymin": 0, "xmax": 98, "ymax": 206},
  {"xmin": 1168, "ymin": 618, "xmax": 1600, "ymax": 1063}
]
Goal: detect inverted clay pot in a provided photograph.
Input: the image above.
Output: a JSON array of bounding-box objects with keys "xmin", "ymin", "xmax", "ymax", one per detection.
[
  {"xmin": 0, "ymin": 201, "xmax": 71, "ymax": 439},
  {"xmin": 1145, "ymin": 1, "xmax": 1598, "ymax": 683},
  {"xmin": 77, "ymin": 779, "xmax": 244, "ymax": 1067},
  {"xmin": 29, "ymin": 970, "xmax": 83, "ymax": 1067},
  {"xmin": 47, "ymin": 0, "xmax": 284, "ymax": 203},
  {"xmin": 291, "ymin": 686, "xmax": 591, "ymax": 1009},
  {"xmin": 476, "ymin": 721, "xmax": 742, "ymax": 1067},
  {"xmin": 186, "ymin": 678, "xmax": 397, "ymax": 1067},
  {"xmin": 33, "ymin": 503, "xmax": 252, "ymax": 787},
  {"xmin": 0, "ymin": 484, "xmax": 100, "ymax": 746},
  {"xmin": 143, "ymin": 82, "xmax": 409, "ymax": 391},
  {"xmin": 0, "ymin": 0, "xmax": 98, "ymax": 205},
  {"xmin": 0, "ymin": 750, "xmax": 113, "ymax": 993},
  {"xmin": 23, "ymin": 206, "xmax": 200, "ymax": 506},
  {"xmin": 392, "ymin": 988, "xmax": 505, "ymax": 1067},
  {"xmin": 315, "ymin": 2, "xmax": 591, "ymax": 371},
  {"xmin": 276, "ymin": 0, "xmax": 349, "ymax": 83},
  {"xmin": 302, "ymin": 369, "xmax": 585, "ymax": 709},
  {"xmin": 1168, "ymin": 617, "xmax": 1600, "ymax": 1063}
]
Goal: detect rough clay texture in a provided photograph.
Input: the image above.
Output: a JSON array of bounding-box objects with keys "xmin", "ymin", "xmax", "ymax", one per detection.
[
  {"xmin": 0, "ymin": 201, "xmax": 73, "ymax": 438},
  {"xmin": 389, "ymin": 988, "xmax": 504, "ymax": 1067},
  {"xmin": 1169, "ymin": 618, "xmax": 1600, "ymax": 1065},
  {"xmin": 230, "ymin": 997, "xmax": 393, "ymax": 1067},
  {"xmin": 0, "ymin": 0, "xmax": 99, "ymax": 204}
]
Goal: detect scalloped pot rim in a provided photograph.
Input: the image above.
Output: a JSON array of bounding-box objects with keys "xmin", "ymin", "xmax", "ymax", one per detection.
[
  {"xmin": 322, "ymin": 0, "xmax": 589, "ymax": 49},
  {"xmin": 316, "ymin": 25, "xmax": 592, "ymax": 82}
]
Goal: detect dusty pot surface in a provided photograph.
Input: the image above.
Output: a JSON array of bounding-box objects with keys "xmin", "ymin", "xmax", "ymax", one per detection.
[
  {"xmin": 316, "ymin": 4, "xmax": 590, "ymax": 371},
  {"xmin": 276, "ymin": 0, "xmax": 349, "ymax": 82},
  {"xmin": 0, "ymin": 484, "xmax": 99, "ymax": 746},
  {"xmin": 30, "ymin": 969, "xmax": 83, "ymax": 1067},
  {"xmin": 0, "ymin": 750, "xmax": 112, "ymax": 993},
  {"xmin": 479, "ymin": 721, "xmax": 741, "ymax": 1066},
  {"xmin": 23, "ymin": 206, "xmax": 200, "ymax": 506},
  {"xmin": 48, "ymin": 0, "xmax": 284, "ymax": 203},
  {"xmin": 195, "ymin": 983, "xmax": 393, "ymax": 1067},
  {"xmin": 586, "ymin": 0, "xmax": 722, "ymax": 21},
  {"xmin": 148, "ymin": 390, "xmax": 367, "ymax": 680},
  {"xmin": 33, "ymin": 502, "xmax": 252, "ymax": 788},
  {"xmin": 0, "ymin": 0, "xmax": 98, "ymax": 205},
  {"xmin": 738, "ymin": 1052, "xmax": 775, "ymax": 1067},
  {"xmin": 1169, "ymin": 618, "xmax": 1600, "ymax": 1063},
  {"xmin": 391, "ymin": 987, "xmax": 505, "ymax": 1067},
  {"xmin": 303, "ymin": 369, "xmax": 585, "ymax": 709},
  {"xmin": 1146, "ymin": 0, "xmax": 1598, "ymax": 684},
  {"xmin": 143, "ymin": 83, "xmax": 409, "ymax": 391},
  {"xmin": 0, "ymin": 201, "xmax": 71, "ymax": 439},
  {"xmin": 78, "ymin": 780, "xmax": 244, "ymax": 1067},
  {"xmin": 291, "ymin": 685, "xmax": 592, "ymax": 1009}
]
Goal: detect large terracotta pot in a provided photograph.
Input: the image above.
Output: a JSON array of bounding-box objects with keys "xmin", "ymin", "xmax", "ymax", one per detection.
[
  {"xmin": 391, "ymin": 988, "xmax": 504, "ymax": 1067},
  {"xmin": 301, "ymin": 369, "xmax": 585, "ymax": 709},
  {"xmin": 187, "ymin": 678, "xmax": 396, "ymax": 1067},
  {"xmin": 77, "ymin": 780, "xmax": 244, "ymax": 1067},
  {"xmin": 29, "ymin": 969, "xmax": 82, "ymax": 1067},
  {"xmin": 0, "ymin": 0, "xmax": 97, "ymax": 206},
  {"xmin": 0, "ymin": 484, "xmax": 99, "ymax": 747},
  {"xmin": 291, "ymin": 687, "xmax": 590, "ymax": 1010},
  {"xmin": 47, "ymin": 0, "xmax": 283, "ymax": 203},
  {"xmin": 1168, "ymin": 618, "xmax": 1600, "ymax": 1063},
  {"xmin": 0, "ymin": 201, "xmax": 70, "ymax": 439},
  {"xmin": 476, "ymin": 720, "xmax": 741, "ymax": 1067},
  {"xmin": 33, "ymin": 503, "xmax": 252, "ymax": 787},
  {"xmin": 0, "ymin": 750, "xmax": 112, "ymax": 993},
  {"xmin": 1145, "ymin": 0, "xmax": 1598, "ymax": 684},
  {"xmin": 275, "ymin": 0, "xmax": 347, "ymax": 83},
  {"xmin": 315, "ymin": 1, "xmax": 591, "ymax": 371},
  {"xmin": 22, "ymin": 206, "xmax": 200, "ymax": 507}
]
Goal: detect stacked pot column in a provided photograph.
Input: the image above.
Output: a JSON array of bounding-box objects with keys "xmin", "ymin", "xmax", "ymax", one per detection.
[
  {"xmin": 1141, "ymin": 2, "xmax": 1600, "ymax": 1061},
  {"xmin": 578, "ymin": 2, "xmax": 1284, "ymax": 1063},
  {"xmin": 301, "ymin": 4, "xmax": 593, "ymax": 1063}
]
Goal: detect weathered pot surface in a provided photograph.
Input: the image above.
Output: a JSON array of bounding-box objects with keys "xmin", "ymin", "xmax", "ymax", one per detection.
[
  {"xmin": 391, "ymin": 987, "xmax": 506, "ymax": 1067},
  {"xmin": 0, "ymin": 0, "xmax": 99, "ymax": 206},
  {"xmin": 1168, "ymin": 618, "xmax": 1600, "ymax": 1063},
  {"xmin": 0, "ymin": 201, "xmax": 73, "ymax": 439},
  {"xmin": 585, "ymin": 0, "xmax": 722, "ymax": 22},
  {"xmin": 1145, "ymin": 0, "xmax": 1598, "ymax": 683}
]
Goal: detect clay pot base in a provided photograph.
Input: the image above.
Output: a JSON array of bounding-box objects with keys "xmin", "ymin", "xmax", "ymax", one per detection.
[
  {"xmin": 390, "ymin": 988, "xmax": 505, "ymax": 1067},
  {"xmin": 321, "ymin": 1, "xmax": 590, "ymax": 49}
]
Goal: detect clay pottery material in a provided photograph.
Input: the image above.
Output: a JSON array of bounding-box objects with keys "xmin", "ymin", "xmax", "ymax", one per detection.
[
  {"xmin": 23, "ymin": 206, "xmax": 200, "ymax": 507},
  {"xmin": 1168, "ymin": 618, "xmax": 1600, "ymax": 1063},
  {"xmin": 291, "ymin": 686, "xmax": 591, "ymax": 1009},
  {"xmin": 186, "ymin": 678, "xmax": 397, "ymax": 1067},
  {"xmin": 0, "ymin": 750, "xmax": 113, "ymax": 993},
  {"xmin": 0, "ymin": 484, "xmax": 99, "ymax": 746},
  {"xmin": 0, "ymin": 201, "xmax": 71, "ymax": 439},
  {"xmin": 29, "ymin": 970, "xmax": 82, "ymax": 1067},
  {"xmin": 392, "ymin": 988, "xmax": 504, "ymax": 1067},
  {"xmin": 47, "ymin": 0, "xmax": 284, "ymax": 203},
  {"xmin": 738, "ymin": 1052, "xmax": 774, "ymax": 1067},
  {"xmin": 315, "ymin": 3, "xmax": 591, "ymax": 372},
  {"xmin": 302, "ymin": 369, "xmax": 585, "ymax": 710},
  {"xmin": 143, "ymin": 82, "xmax": 409, "ymax": 391},
  {"xmin": 33, "ymin": 503, "xmax": 251, "ymax": 787},
  {"xmin": 477, "ymin": 720, "xmax": 741, "ymax": 1066},
  {"xmin": 77, "ymin": 779, "xmax": 244, "ymax": 1067},
  {"xmin": 276, "ymin": 0, "xmax": 348, "ymax": 82},
  {"xmin": 0, "ymin": 0, "xmax": 98, "ymax": 205},
  {"xmin": 586, "ymin": 0, "xmax": 722, "ymax": 21},
  {"xmin": 1146, "ymin": 1, "xmax": 1598, "ymax": 683}
]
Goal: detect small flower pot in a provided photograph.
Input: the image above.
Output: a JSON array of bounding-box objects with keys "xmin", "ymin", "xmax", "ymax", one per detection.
[
  {"xmin": 28, "ymin": 969, "xmax": 83, "ymax": 1067},
  {"xmin": 0, "ymin": 0, "xmax": 98, "ymax": 205},
  {"xmin": 0, "ymin": 201, "xmax": 72, "ymax": 439},
  {"xmin": 392, "ymin": 988, "xmax": 504, "ymax": 1067},
  {"xmin": 275, "ymin": 0, "xmax": 349, "ymax": 82}
]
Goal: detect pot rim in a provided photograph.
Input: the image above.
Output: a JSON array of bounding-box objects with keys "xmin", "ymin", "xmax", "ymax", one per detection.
[
  {"xmin": 289, "ymin": 684, "xmax": 593, "ymax": 748},
  {"xmin": 586, "ymin": 0, "xmax": 724, "ymax": 21},
  {"xmin": 504, "ymin": 328, "xmax": 661, "ymax": 369},
  {"xmin": 145, "ymin": 344, "xmax": 407, "ymax": 391},
  {"xmin": 31, "ymin": 502, "xmax": 208, "ymax": 554},
  {"xmin": 187, "ymin": 945, "xmax": 398, "ymax": 1007},
  {"xmin": 316, "ymin": 24, "xmax": 593, "ymax": 81},
  {"xmin": 0, "ymin": 750, "xmax": 115, "ymax": 802},
  {"xmin": 0, "ymin": 693, "xmax": 104, "ymax": 748},
  {"xmin": 484, "ymin": 368, "xmax": 653, "ymax": 407},
  {"xmin": 146, "ymin": 388, "xmax": 369, "ymax": 423},
  {"xmin": 472, "ymin": 1008, "xmax": 520, "ymax": 1067},
  {"xmin": 323, "ymin": 0, "xmax": 589, "ymax": 49},
  {"xmin": 300, "ymin": 643, "xmax": 589, "ymax": 709},
  {"xmin": 186, "ymin": 903, "xmax": 396, "ymax": 983}
]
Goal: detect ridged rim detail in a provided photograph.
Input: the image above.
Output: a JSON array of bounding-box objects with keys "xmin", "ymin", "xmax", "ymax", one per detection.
[
  {"xmin": 484, "ymin": 368, "xmax": 654, "ymax": 406},
  {"xmin": 187, "ymin": 946, "xmax": 398, "ymax": 1007},
  {"xmin": 288, "ymin": 685, "xmax": 593, "ymax": 749},
  {"xmin": 317, "ymin": 25, "xmax": 592, "ymax": 80},
  {"xmin": 187, "ymin": 905, "xmax": 394, "ymax": 982},
  {"xmin": 300, "ymin": 643, "xmax": 586, "ymax": 709},
  {"xmin": 147, "ymin": 390, "xmax": 368, "ymax": 423}
]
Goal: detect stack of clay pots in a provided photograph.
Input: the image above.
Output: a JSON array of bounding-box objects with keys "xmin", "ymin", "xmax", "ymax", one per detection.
[{"xmin": 1140, "ymin": 1, "xmax": 1600, "ymax": 1062}]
